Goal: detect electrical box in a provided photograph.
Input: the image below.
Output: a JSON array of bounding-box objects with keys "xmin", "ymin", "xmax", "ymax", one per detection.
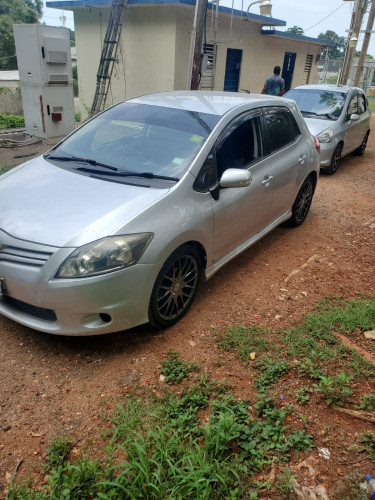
[{"xmin": 13, "ymin": 24, "xmax": 75, "ymax": 142}]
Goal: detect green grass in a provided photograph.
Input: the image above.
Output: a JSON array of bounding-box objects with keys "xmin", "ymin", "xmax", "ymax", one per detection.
[
  {"xmin": 217, "ymin": 325, "xmax": 269, "ymax": 362},
  {"xmin": 7, "ymin": 297, "xmax": 375, "ymax": 499},
  {"xmin": 369, "ymin": 98, "xmax": 375, "ymax": 113},
  {"xmin": 8, "ymin": 377, "xmax": 313, "ymax": 499}
]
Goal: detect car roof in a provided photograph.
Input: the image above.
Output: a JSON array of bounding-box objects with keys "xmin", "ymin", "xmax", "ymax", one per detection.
[
  {"xmin": 129, "ymin": 91, "xmax": 289, "ymax": 117},
  {"xmin": 288, "ymin": 84, "xmax": 364, "ymax": 94}
]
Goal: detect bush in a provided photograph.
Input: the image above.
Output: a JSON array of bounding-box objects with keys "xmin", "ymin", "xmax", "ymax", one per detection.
[{"xmin": 0, "ymin": 114, "xmax": 25, "ymax": 129}]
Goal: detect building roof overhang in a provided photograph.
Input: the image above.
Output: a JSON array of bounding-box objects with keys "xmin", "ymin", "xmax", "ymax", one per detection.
[
  {"xmin": 46, "ymin": 0, "xmax": 286, "ymax": 27},
  {"xmin": 261, "ymin": 29, "xmax": 337, "ymax": 47}
]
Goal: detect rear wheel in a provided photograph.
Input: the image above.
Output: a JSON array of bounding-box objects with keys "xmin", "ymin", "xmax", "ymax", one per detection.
[
  {"xmin": 353, "ymin": 131, "xmax": 369, "ymax": 156},
  {"xmin": 149, "ymin": 245, "xmax": 201, "ymax": 328},
  {"xmin": 323, "ymin": 143, "xmax": 342, "ymax": 175},
  {"xmin": 285, "ymin": 176, "xmax": 314, "ymax": 227}
]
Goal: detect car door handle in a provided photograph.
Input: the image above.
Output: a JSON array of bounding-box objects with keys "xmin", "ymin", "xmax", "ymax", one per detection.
[
  {"xmin": 262, "ymin": 175, "xmax": 273, "ymax": 185},
  {"xmin": 299, "ymin": 154, "xmax": 307, "ymax": 164}
]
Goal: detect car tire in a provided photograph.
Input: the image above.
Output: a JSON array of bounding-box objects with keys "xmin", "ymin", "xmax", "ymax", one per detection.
[
  {"xmin": 149, "ymin": 245, "xmax": 201, "ymax": 328},
  {"xmin": 285, "ymin": 176, "xmax": 314, "ymax": 228},
  {"xmin": 323, "ymin": 143, "xmax": 342, "ymax": 175},
  {"xmin": 353, "ymin": 131, "xmax": 369, "ymax": 156}
]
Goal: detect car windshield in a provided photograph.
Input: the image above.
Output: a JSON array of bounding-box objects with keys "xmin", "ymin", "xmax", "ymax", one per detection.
[
  {"xmin": 46, "ymin": 102, "xmax": 220, "ymax": 179},
  {"xmin": 285, "ymin": 89, "xmax": 347, "ymax": 120}
]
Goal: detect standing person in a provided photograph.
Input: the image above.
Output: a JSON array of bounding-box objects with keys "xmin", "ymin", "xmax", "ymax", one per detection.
[{"xmin": 261, "ymin": 66, "xmax": 285, "ymax": 96}]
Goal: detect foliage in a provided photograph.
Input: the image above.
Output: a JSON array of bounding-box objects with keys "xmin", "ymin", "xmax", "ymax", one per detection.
[
  {"xmin": 276, "ymin": 466, "xmax": 296, "ymax": 497},
  {"xmin": 254, "ymin": 358, "xmax": 289, "ymax": 391},
  {"xmin": 0, "ymin": 0, "xmax": 43, "ymax": 70},
  {"xmin": 0, "ymin": 114, "xmax": 24, "ymax": 129},
  {"xmin": 73, "ymin": 65, "xmax": 79, "ymax": 97},
  {"xmin": 356, "ymin": 393, "xmax": 375, "ymax": 410},
  {"xmin": 286, "ymin": 26, "xmax": 304, "ymax": 36},
  {"xmin": 45, "ymin": 436, "xmax": 74, "ymax": 469},
  {"xmin": 313, "ymin": 372, "xmax": 353, "ymax": 406},
  {"xmin": 331, "ymin": 469, "xmax": 369, "ymax": 500},
  {"xmin": 295, "ymin": 386, "xmax": 313, "ymax": 405},
  {"xmin": 355, "ymin": 50, "xmax": 374, "ymax": 60},
  {"xmin": 356, "ymin": 431, "xmax": 375, "ymax": 459},
  {"xmin": 318, "ymin": 30, "xmax": 346, "ymax": 59},
  {"xmin": 160, "ymin": 349, "xmax": 199, "ymax": 384}
]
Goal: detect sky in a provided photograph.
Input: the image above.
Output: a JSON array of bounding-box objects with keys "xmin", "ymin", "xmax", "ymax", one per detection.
[{"xmin": 41, "ymin": 0, "xmax": 375, "ymax": 57}]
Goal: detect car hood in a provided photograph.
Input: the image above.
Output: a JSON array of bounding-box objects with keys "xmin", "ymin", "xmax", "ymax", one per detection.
[
  {"xmin": 0, "ymin": 158, "xmax": 169, "ymax": 247},
  {"xmin": 303, "ymin": 117, "xmax": 335, "ymax": 136}
]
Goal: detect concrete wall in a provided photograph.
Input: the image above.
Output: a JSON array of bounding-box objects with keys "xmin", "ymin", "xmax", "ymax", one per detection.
[
  {"xmin": 75, "ymin": 5, "xmax": 178, "ymax": 118},
  {"xmin": 73, "ymin": 4, "xmax": 322, "ymax": 117},
  {"xmin": 211, "ymin": 15, "xmax": 320, "ymax": 93},
  {"xmin": 0, "ymin": 87, "xmax": 23, "ymax": 115}
]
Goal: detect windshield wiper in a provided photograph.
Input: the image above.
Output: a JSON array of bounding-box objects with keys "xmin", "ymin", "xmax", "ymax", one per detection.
[
  {"xmin": 77, "ymin": 167, "xmax": 179, "ymax": 182},
  {"xmin": 45, "ymin": 154, "xmax": 179, "ymax": 182},
  {"xmin": 317, "ymin": 113, "xmax": 336, "ymax": 120},
  {"xmin": 44, "ymin": 154, "xmax": 118, "ymax": 171}
]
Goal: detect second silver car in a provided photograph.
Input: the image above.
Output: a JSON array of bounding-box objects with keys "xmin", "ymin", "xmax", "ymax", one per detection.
[{"xmin": 284, "ymin": 84, "xmax": 370, "ymax": 174}]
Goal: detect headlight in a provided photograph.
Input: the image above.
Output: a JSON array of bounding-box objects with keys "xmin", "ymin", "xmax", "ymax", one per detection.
[
  {"xmin": 56, "ymin": 233, "xmax": 153, "ymax": 278},
  {"xmin": 317, "ymin": 128, "xmax": 334, "ymax": 143}
]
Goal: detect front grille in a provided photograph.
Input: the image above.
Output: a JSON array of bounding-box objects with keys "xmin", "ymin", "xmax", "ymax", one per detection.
[
  {"xmin": 0, "ymin": 245, "xmax": 53, "ymax": 267},
  {"xmin": 1, "ymin": 295, "xmax": 57, "ymax": 322}
]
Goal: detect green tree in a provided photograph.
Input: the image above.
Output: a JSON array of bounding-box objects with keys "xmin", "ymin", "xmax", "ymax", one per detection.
[
  {"xmin": 70, "ymin": 29, "xmax": 75, "ymax": 47},
  {"xmin": 355, "ymin": 50, "xmax": 374, "ymax": 59},
  {"xmin": 318, "ymin": 30, "xmax": 346, "ymax": 59},
  {"xmin": 0, "ymin": 0, "xmax": 43, "ymax": 70},
  {"xmin": 286, "ymin": 26, "xmax": 304, "ymax": 36}
]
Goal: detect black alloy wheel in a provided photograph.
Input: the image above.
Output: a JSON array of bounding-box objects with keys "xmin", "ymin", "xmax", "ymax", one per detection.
[
  {"xmin": 324, "ymin": 143, "xmax": 343, "ymax": 175},
  {"xmin": 353, "ymin": 131, "xmax": 369, "ymax": 156},
  {"xmin": 286, "ymin": 176, "xmax": 314, "ymax": 227},
  {"xmin": 149, "ymin": 245, "xmax": 201, "ymax": 328}
]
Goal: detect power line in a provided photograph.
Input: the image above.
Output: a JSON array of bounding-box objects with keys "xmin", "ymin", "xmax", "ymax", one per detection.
[{"xmin": 304, "ymin": 2, "xmax": 347, "ymax": 32}]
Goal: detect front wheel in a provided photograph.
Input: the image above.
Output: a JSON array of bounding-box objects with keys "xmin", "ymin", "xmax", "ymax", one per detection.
[
  {"xmin": 353, "ymin": 131, "xmax": 369, "ymax": 156},
  {"xmin": 323, "ymin": 143, "xmax": 342, "ymax": 175},
  {"xmin": 285, "ymin": 176, "xmax": 314, "ymax": 227},
  {"xmin": 149, "ymin": 245, "xmax": 201, "ymax": 328}
]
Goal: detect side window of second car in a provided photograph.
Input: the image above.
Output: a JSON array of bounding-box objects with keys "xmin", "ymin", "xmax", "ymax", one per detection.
[
  {"xmin": 347, "ymin": 94, "xmax": 358, "ymax": 119},
  {"xmin": 262, "ymin": 107, "xmax": 301, "ymax": 154},
  {"xmin": 358, "ymin": 93, "xmax": 367, "ymax": 114}
]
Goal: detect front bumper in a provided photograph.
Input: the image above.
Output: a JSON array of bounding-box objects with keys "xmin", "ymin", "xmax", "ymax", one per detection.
[
  {"xmin": 318, "ymin": 142, "xmax": 336, "ymax": 168},
  {"xmin": 0, "ymin": 234, "xmax": 158, "ymax": 336}
]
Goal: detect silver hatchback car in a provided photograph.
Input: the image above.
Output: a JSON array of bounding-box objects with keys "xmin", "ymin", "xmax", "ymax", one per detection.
[
  {"xmin": 0, "ymin": 91, "xmax": 320, "ymax": 336},
  {"xmin": 284, "ymin": 84, "xmax": 371, "ymax": 174}
]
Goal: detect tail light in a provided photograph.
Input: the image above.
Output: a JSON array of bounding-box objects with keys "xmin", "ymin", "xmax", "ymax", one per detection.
[{"xmin": 312, "ymin": 135, "xmax": 320, "ymax": 155}]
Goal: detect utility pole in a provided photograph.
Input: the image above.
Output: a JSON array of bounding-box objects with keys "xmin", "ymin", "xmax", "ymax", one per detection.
[
  {"xmin": 354, "ymin": 0, "xmax": 375, "ymax": 86},
  {"xmin": 339, "ymin": 0, "xmax": 368, "ymax": 85},
  {"xmin": 187, "ymin": 0, "xmax": 208, "ymax": 90}
]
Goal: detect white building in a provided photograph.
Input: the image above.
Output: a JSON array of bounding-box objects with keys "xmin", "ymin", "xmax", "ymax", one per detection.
[{"xmin": 47, "ymin": 0, "xmax": 334, "ymax": 118}]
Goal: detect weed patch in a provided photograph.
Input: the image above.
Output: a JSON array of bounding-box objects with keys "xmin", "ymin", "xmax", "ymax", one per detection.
[
  {"xmin": 0, "ymin": 114, "xmax": 24, "ymax": 129},
  {"xmin": 160, "ymin": 349, "xmax": 199, "ymax": 384}
]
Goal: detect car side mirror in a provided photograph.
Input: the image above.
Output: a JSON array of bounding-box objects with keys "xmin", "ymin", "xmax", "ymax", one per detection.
[
  {"xmin": 349, "ymin": 113, "xmax": 360, "ymax": 122},
  {"xmin": 220, "ymin": 168, "xmax": 252, "ymax": 188}
]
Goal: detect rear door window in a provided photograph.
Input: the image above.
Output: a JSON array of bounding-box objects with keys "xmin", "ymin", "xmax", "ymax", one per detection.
[
  {"xmin": 347, "ymin": 94, "xmax": 359, "ymax": 119},
  {"xmin": 262, "ymin": 107, "xmax": 301, "ymax": 154},
  {"xmin": 358, "ymin": 93, "xmax": 367, "ymax": 114}
]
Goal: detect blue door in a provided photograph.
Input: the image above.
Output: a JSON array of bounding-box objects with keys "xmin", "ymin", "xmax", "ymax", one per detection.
[
  {"xmin": 224, "ymin": 49, "xmax": 243, "ymax": 92},
  {"xmin": 282, "ymin": 52, "xmax": 296, "ymax": 92}
]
